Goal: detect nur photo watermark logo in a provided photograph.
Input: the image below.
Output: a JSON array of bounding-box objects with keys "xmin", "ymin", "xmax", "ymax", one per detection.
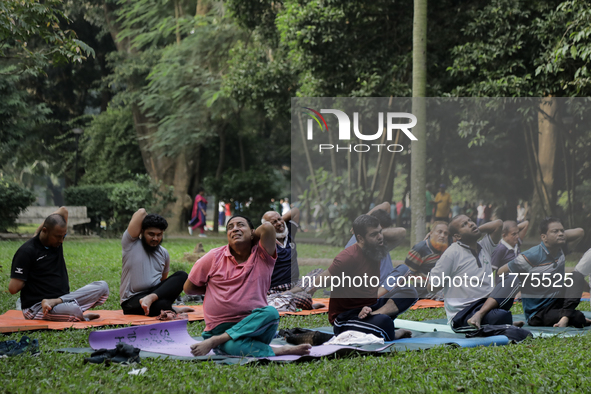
[{"xmin": 302, "ymin": 107, "xmax": 418, "ymax": 153}]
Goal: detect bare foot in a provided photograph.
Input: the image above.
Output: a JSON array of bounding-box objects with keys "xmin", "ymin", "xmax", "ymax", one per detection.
[
  {"xmin": 273, "ymin": 344, "xmax": 312, "ymax": 356},
  {"xmin": 513, "ymin": 320, "xmax": 525, "ymax": 328},
  {"xmin": 467, "ymin": 312, "xmax": 483, "ymax": 329},
  {"xmin": 84, "ymin": 313, "xmax": 100, "ymax": 321},
  {"xmin": 139, "ymin": 294, "xmax": 158, "ymax": 316},
  {"xmin": 394, "ymin": 329, "xmax": 412, "ymax": 339},
  {"xmin": 190, "ymin": 339, "xmax": 216, "ymax": 356},
  {"xmin": 312, "ymin": 303, "xmax": 325, "ymax": 309},
  {"xmin": 173, "ymin": 306, "xmax": 195, "ymax": 313},
  {"xmin": 554, "ymin": 316, "xmax": 569, "ymax": 327}
]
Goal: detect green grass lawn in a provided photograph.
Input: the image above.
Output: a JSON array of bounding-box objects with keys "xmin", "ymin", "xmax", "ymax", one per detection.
[{"xmin": 1, "ymin": 237, "xmax": 590, "ymax": 393}]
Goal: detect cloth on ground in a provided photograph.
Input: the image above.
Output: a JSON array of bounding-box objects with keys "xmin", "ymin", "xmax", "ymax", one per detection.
[
  {"xmin": 465, "ymin": 324, "xmax": 532, "ymax": 343},
  {"xmin": 278, "ymin": 328, "xmax": 333, "ymax": 346},
  {"xmin": 325, "ymin": 331, "xmax": 384, "ymax": 346},
  {"xmin": 84, "ymin": 343, "xmax": 140, "ymax": 365}
]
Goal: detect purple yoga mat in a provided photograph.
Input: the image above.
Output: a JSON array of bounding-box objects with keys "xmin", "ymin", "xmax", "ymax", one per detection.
[
  {"xmin": 88, "ymin": 320, "xmax": 391, "ymax": 360},
  {"xmin": 89, "ymin": 320, "xmax": 207, "ymax": 357}
]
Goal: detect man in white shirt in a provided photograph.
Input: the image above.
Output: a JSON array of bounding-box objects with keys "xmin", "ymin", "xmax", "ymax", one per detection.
[{"xmin": 428, "ymin": 215, "xmax": 520, "ymax": 332}]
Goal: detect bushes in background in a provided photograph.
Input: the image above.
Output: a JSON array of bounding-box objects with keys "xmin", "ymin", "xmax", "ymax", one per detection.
[
  {"xmin": 0, "ymin": 180, "xmax": 36, "ymax": 232},
  {"xmin": 65, "ymin": 174, "xmax": 175, "ymax": 234}
]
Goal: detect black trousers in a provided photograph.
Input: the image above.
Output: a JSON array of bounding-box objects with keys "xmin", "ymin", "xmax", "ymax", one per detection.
[
  {"xmin": 528, "ymin": 271, "xmax": 589, "ymax": 328},
  {"xmin": 121, "ymin": 271, "xmax": 188, "ymax": 317}
]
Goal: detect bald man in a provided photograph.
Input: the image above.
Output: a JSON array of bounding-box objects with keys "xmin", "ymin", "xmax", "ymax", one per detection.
[
  {"xmin": 261, "ymin": 208, "xmax": 321, "ymax": 310},
  {"xmin": 8, "ymin": 207, "xmax": 109, "ymax": 322}
]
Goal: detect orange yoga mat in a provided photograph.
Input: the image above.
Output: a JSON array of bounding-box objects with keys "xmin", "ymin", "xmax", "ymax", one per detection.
[{"xmin": 0, "ymin": 297, "xmax": 444, "ymax": 333}]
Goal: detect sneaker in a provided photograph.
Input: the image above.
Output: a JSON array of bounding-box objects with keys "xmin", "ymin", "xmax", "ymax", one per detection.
[
  {"xmin": 188, "ymin": 226, "xmax": 193, "ymax": 236},
  {"xmin": 198, "ymin": 234, "xmax": 207, "ymax": 238},
  {"xmin": 0, "ymin": 340, "xmax": 17, "ymax": 356},
  {"xmin": 5, "ymin": 336, "xmax": 36, "ymax": 357}
]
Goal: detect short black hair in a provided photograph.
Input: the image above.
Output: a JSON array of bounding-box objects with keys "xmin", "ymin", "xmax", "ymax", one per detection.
[
  {"xmin": 227, "ymin": 214, "xmax": 254, "ymax": 232},
  {"xmin": 502, "ymin": 220, "xmax": 518, "ymax": 235},
  {"xmin": 142, "ymin": 214, "xmax": 168, "ymax": 231},
  {"xmin": 43, "ymin": 214, "xmax": 67, "ymax": 231},
  {"xmin": 448, "ymin": 215, "xmax": 464, "ymax": 237},
  {"xmin": 370, "ymin": 209, "xmax": 392, "ymax": 229},
  {"xmin": 352, "ymin": 214, "xmax": 380, "ymax": 241},
  {"xmin": 539, "ymin": 217, "xmax": 561, "ymax": 235}
]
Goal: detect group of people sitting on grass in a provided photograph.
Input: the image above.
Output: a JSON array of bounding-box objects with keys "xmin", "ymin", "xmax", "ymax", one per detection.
[{"xmin": 8, "ymin": 201, "xmax": 591, "ymax": 357}]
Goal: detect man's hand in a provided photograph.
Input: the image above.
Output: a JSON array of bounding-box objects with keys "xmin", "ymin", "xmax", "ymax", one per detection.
[{"xmin": 358, "ymin": 306, "xmax": 375, "ymax": 319}]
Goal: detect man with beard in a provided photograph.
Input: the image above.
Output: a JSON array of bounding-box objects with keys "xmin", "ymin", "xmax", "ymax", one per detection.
[
  {"xmin": 428, "ymin": 215, "xmax": 520, "ymax": 332},
  {"xmin": 184, "ymin": 215, "xmax": 311, "ymax": 357},
  {"xmin": 120, "ymin": 209, "xmax": 192, "ymax": 316},
  {"xmin": 313, "ymin": 214, "xmax": 416, "ymax": 341},
  {"xmin": 402, "ymin": 221, "xmax": 449, "ymax": 300},
  {"xmin": 9, "ymin": 207, "xmax": 109, "ymax": 321},
  {"xmin": 469, "ymin": 218, "xmax": 588, "ymax": 328},
  {"xmin": 344, "ymin": 202, "xmax": 407, "ymax": 295},
  {"xmin": 261, "ymin": 208, "xmax": 323, "ymax": 311}
]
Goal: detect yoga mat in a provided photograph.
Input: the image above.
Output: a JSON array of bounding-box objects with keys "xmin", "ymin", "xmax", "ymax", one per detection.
[
  {"xmin": 88, "ymin": 320, "xmax": 394, "ymax": 361},
  {"xmin": 89, "ymin": 320, "xmax": 200, "ymax": 357},
  {"xmin": 393, "ymin": 335, "xmax": 509, "ymax": 347},
  {"xmin": 0, "ymin": 298, "xmax": 331, "ymax": 333}
]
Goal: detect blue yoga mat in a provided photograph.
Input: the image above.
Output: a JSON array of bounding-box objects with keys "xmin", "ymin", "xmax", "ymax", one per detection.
[{"xmin": 392, "ymin": 335, "xmax": 509, "ymax": 347}]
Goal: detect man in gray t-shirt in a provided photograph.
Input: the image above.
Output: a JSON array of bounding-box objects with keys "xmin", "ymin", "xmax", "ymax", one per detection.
[{"xmin": 120, "ymin": 209, "xmax": 191, "ymax": 316}]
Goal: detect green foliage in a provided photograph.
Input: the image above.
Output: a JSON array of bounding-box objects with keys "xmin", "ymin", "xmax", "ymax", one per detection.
[
  {"xmin": 80, "ymin": 104, "xmax": 145, "ymax": 185},
  {"xmin": 0, "ymin": 179, "xmax": 36, "ymax": 232},
  {"xmin": 0, "ymin": 0, "xmax": 95, "ymax": 73},
  {"xmin": 205, "ymin": 166, "xmax": 282, "ymax": 222},
  {"xmin": 301, "ymin": 168, "xmax": 376, "ymax": 246},
  {"xmin": 64, "ymin": 183, "xmax": 115, "ymax": 231},
  {"xmin": 537, "ymin": 0, "xmax": 591, "ymax": 95},
  {"xmin": 109, "ymin": 174, "xmax": 176, "ymax": 232},
  {"xmin": 0, "ymin": 67, "xmax": 51, "ymax": 169},
  {"xmin": 65, "ymin": 175, "xmax": 176, "ymax": 234}
]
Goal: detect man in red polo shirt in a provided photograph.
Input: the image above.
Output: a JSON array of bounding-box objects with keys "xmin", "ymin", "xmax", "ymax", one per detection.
[{"xmin": 184, "ymin": 215, "xmax": 311, "ymax": 357}]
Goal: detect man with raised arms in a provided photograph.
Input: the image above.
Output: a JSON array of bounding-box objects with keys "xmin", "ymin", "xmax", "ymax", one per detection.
[
  {"xmin": 9, "ymin": 207, "xmax": 109, "ymax": 321},
  {"xmin": 313, "ymin": 214, "xmax": 416, "ymax": 341},
  {"xmin": 402, "ymin": 221, "xmax": 449, "ymax": 300},
  {"xmin": 184, "ymin": 215, "xmax": 311, "ymax": 357},
  {"xmin": 428, "ymin": 215, "xmax": 520, "ymax": 332},
  {"xmin": 470, "ymin": 217, "xmax": 588, "ymax": 328},
  {"xmin": 490, "ymin": 220, "xmax": 529, "ymax": 273},
  {"xmin": 120, "ymin": 209, "xmax": 192, "ymax": 316}
]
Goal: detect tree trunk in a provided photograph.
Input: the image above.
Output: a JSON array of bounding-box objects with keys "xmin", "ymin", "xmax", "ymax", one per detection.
[
  {"xmin": 410, "ymin": 0, "xmax": 427, "ymax": 244},
  {"xmin": 104, "ymin": 3, "xmax": 197, "ymax": 233},
  {"xmin": 529, "ymin": 97, "xmax": 558, "ymax": 235}
]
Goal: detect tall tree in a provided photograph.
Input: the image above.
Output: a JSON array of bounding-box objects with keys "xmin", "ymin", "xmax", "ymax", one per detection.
[{"xmin": 410, "ymin": 0, "xmax": 427, "ymax": 243}]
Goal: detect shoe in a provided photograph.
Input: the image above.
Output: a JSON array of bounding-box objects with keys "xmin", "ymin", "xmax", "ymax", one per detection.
[
  {"xmin": 198, "ymin": 234, "xmax": 207, "ymax": 238},
  {"xmin": 188, "ymin": 226, "xmax": 193, "ymax": 236},
  {"xmin": 0, "ymin": 340, "xmax": 17, "ymax": 356},
  {"xmin": 5, "ymin": 336, "xmax": 37, "ymax": 357}
]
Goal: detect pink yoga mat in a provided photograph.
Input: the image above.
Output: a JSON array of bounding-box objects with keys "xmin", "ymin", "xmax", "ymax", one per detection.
[
  {"xmin": 88, "ymin": 320, "xmax": 392, "ymax": 360},
  {"xmin": 89, "ymin": 320, "xmax": 204, "ymax": 357}
]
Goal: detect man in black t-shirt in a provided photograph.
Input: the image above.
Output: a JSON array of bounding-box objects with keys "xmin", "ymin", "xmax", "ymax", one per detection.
[{"xmin": 8, "ymin": 207, "xmax": 109, "ymax": 322}]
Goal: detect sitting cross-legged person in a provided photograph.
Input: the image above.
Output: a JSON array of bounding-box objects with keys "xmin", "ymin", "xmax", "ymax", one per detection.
[
  {"xmin": 120, "ymin": 209, "xmax": 192, "ymax": 316},
  {"xmin": 313, "ymin": 214, "xmax": 416, "ymax": 341},
  {"xmin": 184, "ymin": 215, "xmax": 311, "ymax": 357},
  {"xmin": 9, "ymin": 207, "xmax": 109, "ymax": 322},
  {"xmin": 471, "ymin": 217, "xmax": 588, "ymax": 329}
]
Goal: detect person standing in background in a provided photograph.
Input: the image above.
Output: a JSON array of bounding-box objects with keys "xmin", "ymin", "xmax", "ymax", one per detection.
[{"xmin": 189, "ymin": 188, "xmax": 208, "ymax": 237}]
